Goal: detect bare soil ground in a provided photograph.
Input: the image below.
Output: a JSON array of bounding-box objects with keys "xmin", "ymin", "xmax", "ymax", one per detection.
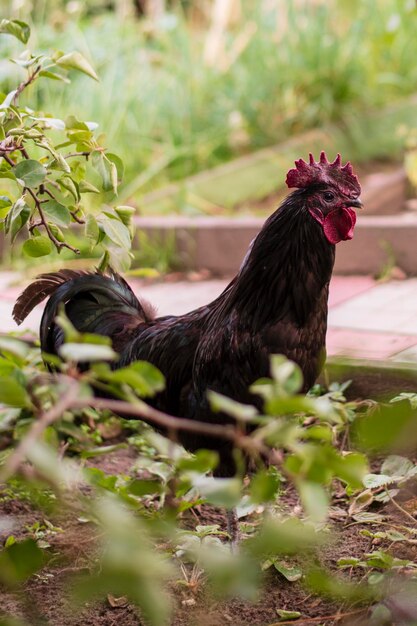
[{"xmin": 2, "ymin": 445, "xmax": 416, "ymax": 626}]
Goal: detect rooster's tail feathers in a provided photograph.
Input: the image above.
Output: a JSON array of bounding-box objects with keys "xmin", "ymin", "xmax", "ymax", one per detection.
[{"xmin": 13, "ymin": 269, "xmax": 155, "ymax": 354}]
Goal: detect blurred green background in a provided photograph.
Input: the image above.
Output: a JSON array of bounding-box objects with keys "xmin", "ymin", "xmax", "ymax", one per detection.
[{"xmin": 1, "ymin": 0, "xmax": 417, "ymax": 211}]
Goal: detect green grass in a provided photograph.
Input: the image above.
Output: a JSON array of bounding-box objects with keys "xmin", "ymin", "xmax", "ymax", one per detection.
[{"xmin": 2, "ymin": 0, "xmax": 417, "ymax": 209}]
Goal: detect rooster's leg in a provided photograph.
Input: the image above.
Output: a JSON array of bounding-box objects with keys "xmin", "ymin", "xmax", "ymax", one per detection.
[{"xmin": 226, "ymin": 508, "xmax": 240, "ymax": 549}]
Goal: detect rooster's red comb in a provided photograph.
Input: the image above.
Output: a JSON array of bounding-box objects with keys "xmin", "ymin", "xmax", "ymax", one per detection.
[{"xmin": 286, "ymin": 151, "xmax": 361, "ymax": 196}]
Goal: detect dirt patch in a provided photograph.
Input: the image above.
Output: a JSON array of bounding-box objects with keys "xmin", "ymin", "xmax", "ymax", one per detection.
[{"xmin": 0, "ymin": 447, "xmax": 414, "ymax": 626}]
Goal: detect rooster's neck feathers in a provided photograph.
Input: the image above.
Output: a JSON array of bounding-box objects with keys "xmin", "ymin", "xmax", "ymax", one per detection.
[{"xmin": 217, "ymin": 190, "xmax": 335, "ymax": 329}]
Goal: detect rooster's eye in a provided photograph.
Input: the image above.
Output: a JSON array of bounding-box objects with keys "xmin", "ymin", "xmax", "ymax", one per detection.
[{"xmin": 323, "ymin": 191, "xmax": 335, "ymax": 202}]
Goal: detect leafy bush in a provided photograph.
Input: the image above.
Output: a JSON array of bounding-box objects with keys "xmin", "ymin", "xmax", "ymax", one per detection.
[
  {"xmin": 2, "ymin": 323, "xmax": 417, "ymax": 624},
  {"xmin": 0, "ymin": 19, "xmax": 134, "ymax": 270}
]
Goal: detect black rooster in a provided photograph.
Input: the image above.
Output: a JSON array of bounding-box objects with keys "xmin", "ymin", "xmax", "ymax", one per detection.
[{"xmin": 14, "ymin": 153, "xmax": 362, "ymax": 478}]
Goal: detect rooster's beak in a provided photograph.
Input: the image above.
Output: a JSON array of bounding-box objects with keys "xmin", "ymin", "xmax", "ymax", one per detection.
[{"xmin": 349, "ymin": 198, "xmax": 363, "ymax": 209}]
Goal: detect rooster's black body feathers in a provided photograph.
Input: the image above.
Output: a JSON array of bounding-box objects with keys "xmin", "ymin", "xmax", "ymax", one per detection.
[{"xmin": 14, "ymin": 188, "xmax": 339, "ymax": 475}]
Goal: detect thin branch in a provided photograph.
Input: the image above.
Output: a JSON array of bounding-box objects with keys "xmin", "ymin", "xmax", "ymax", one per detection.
[
  {"xmin": 2, "ymin": 153, "xmax": 15, "ymax": 167},
  {"xmin": 386, "ymin": 489, "xmax": 417, "ymax": 525},
  {"xmin": 40, "ymin": 185, "xmax": 85, "ymax": 224},
  {"xmin": 28, "ymin": 219, "xmax": 42, "ymax": 233},
  {"xmin": 70, "ymin": 208, "xmax": 85, "ymax": 224},
  {"xmin": 0, "ymin": 379, "xmax": 80, "ymax": 483},
  {"xmin": 26, "ymin": 187, "xmax": 81, "ymax": 254},
  {"xmin": 42, "ymin": 187, "xmax": 56, "ymax": 199},
  {"xmin": 72, "ymin": 396, "xmax": 242, "ymax": 442},
  {"xmin": 12, "ymin": 65, "xmax": 42, "ymax": 106},
  {"xmin": 25, "ymin": 373, "xmax": 264, "ymax": 456},
  {"xmin": 65, "ymin": 152, "xmax": 90, "ymax": 160},
  {"xmin": 267, "ymin": 607, "xmax": 367, "ymax": 626}
]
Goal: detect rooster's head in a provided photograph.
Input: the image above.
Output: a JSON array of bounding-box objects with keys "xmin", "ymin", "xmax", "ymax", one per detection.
[{"xmin": 286, "ymin": 152, "xmax": 362, "ymax": 245}]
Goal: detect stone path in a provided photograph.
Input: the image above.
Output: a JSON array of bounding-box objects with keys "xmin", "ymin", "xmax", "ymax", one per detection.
[{"xmin": 2, "ymin": 272, "xmax": 417, "ymax": 363}]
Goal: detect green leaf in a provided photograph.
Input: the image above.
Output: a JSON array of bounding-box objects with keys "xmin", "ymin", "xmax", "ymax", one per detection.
[
  {"xmin": 39, "ymin": 70, "xmax": 70, "ymax": 83},
  {"xmin": 192, "ymin": 476, "xmax": 242, "ymax": 508},
  {"xmin": 65, "ymin": 115, "xmax": 97, "ymax": 132},
  {"xmin": 92, "ymin": 154, "xmax": 119, "ymax": 194},
  {"xmin": 274, "ymin": 562, "xmax": 303, "ymax": 583},
  {"xmin": 42, "ymin": 199, "xmax": 71, "ymax": 227},
  {"xmin": 364, "ymin": 550, "xmax": 396, "ymax": 569},
  {"xmin": 106, "ymin": 153, "xmax": 124, "ymax": 182},
  {"xmin": 96, "ymin": 360, "xmax": 165, "ymax": 397},
  {"xmin": 0, "ymin": 169, "xmax": 17, "ymax": 182},
  {"xmin": 332, "ymin": 452, "xmax": 369, "ymax": 490},
  {"xmin": 348, "ymin": 490, "xmax": 374, "ymax": 516},
  {"xmin": 34, "ymin": 116, "xmax": 66, "ymax": 130},
  {"xmin": 247, "ymin": 518, "xmax": 321, "ymax": 557},
  {"xmin": 13, "ymin": 160, "xmax": 46, "ymax": 188},
  {"xmin": 352, "ymin": 400, "xmax": 416, "ymax": 452},
  {"xmin": 127, "ymin": 479, "xmax": 162, "ymax": 496},
  {"xmin": 59, "ymin": 342, "xmax": 117, "ymax": 363},
  {"xmin": 0, "ymin": 195, "xmax": 12, "ymax": 218},
  {"xmin": 79, "ymin": 180, "xmax": 100, "ymax": 194},
  {"xmin": 363, "ymin": 474, "xmax": 393, "ymax": 489},
  {"xmin": 99, "ymin": 215, "xmax": 131, "ymax": 250},
  {"xmin": 208, "ymin": 391, "xmax": 258, "ymax": 422},
  {"xmin": 0, "ymin": 357, "xmax": 17, "ymax": 376},
  {"xmin": 177, "ymin": 450, "xmax": 219, "ymax": 473},
  {"xmin": 0, "ymin": 89, "xmax": 18, "ymax": 109},
  {"xmin": 92, "ymin": 152, "xmax": 111, "ymax": 190},
  {"xmin": 381, "ymin": 455, "xmax": 415, "ymax": 478},
  {"xmin": 56, "ymin": 51, "xmax": 99, "ymax": 81},
  {"xmin": 250, "ymin": 468, "xmax": 281, "ymax": 504},
  {"xmin": 0, "ymin": 376, "xmax": 28, "ymax": 407},
  {"xmin": 0, "ymin": 19, "xmax": 30, "ymax": 44},
  {"xmin": 107, "ymin": 245, "xmax": 132, "ymax": 273},
  {"xmin": 276, "ymin": 609, "xmax": 301, "ymax": 621},
  {"xmin": 0, "ymin": 336, "xmax": 30, "ymax": 360},
  {"xmin": 115, "ymin": 205, "xmax": 135, "ymax": 226},
  {"xmin": 12, "ymin": 205, "xmax": 30, "ymax": 242},
  {"xmin": 297, "ymin": 481, "xmax": 329, "ymax": 523},
  {"xmin": 109, "ymin": 162, "xmax": 118, "ymax": 194},
  {"xmin": 85, "ymin": 214, "xmax": 100, "ymax": 248},
  {"xmin": 270, "ymin": 355, "xmax": 303, "ymax": 394},
  {"xmin": 84, "ymin": 468, "xmax": 118, "ymax": 491},
  {"xmin": 337, "ymin": 557, "xmax": 361, "ymax": 568},
  {"xmin": 5, "ymin": 198, "xmax": 30, "ymax": 242},
  {"xmin": 0, "ymin": 539, "xmax": 44, "ymax": 586},
  {"xmin": 49, "ymin": 151, "xmax": 71, "ymax": 173},
  {"xmin": 58, "ymin": 175, "xmax": 80, "ymax": 201},
  {"xmin": 22, "ymin": 236, "xmax": 53, "ymax": 257}
]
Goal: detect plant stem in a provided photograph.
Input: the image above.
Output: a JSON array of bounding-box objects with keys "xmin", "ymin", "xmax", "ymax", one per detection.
[
  {"xmin": 26, "ymin": 187, "xmax": 81, "ymax": 254},
  {"xmin": 2, "ymin": 153, "xmax": 15, "ymax": 167},
  {"xmin": 12, "ymin": 65, "xmax": 42, "ymax": 106},
  {"xmin": 386, "ymin": 489, "xmax": 417, "ymax": 525},
  {"xmin": 0, "ymin": 379, "xmax": 80, "ymax": 483},
  {"xmin": 65, "ymin": 152, "xmax": 90, "ymax": 159},
  {"xmin": 70, "ymin": 208, "xmax": 85, "ymax": 224},
  {"xmin": 72, "ymin": 396, "xmax": 249, "ymax": 443},
  {"xmin": 268, "ymin": 607, "xmax": 367, "ymax": 626}
]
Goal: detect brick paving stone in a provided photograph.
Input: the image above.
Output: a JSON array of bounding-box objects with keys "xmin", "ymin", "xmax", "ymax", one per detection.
[
  {"xmin": 327, "ymin": 276, "xmax": 375, "ymax": 307},
  {"xmin": 0, "ymin": 300, "xmax": 42, "ymax": 333},
  {"xmin": 328, "ymin": 279, "xmax": 417, "ymax": 335},
  {"xmin": 391, "ymin": 344, "xmax": 417, "ymax": 363},
  {"xmin": 326, "ymin": 328, "xmax": 417, "ymax": 360},
  {"xmin": 0, "ymin": 272, "xmax": 20, "ymax": 296}
]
